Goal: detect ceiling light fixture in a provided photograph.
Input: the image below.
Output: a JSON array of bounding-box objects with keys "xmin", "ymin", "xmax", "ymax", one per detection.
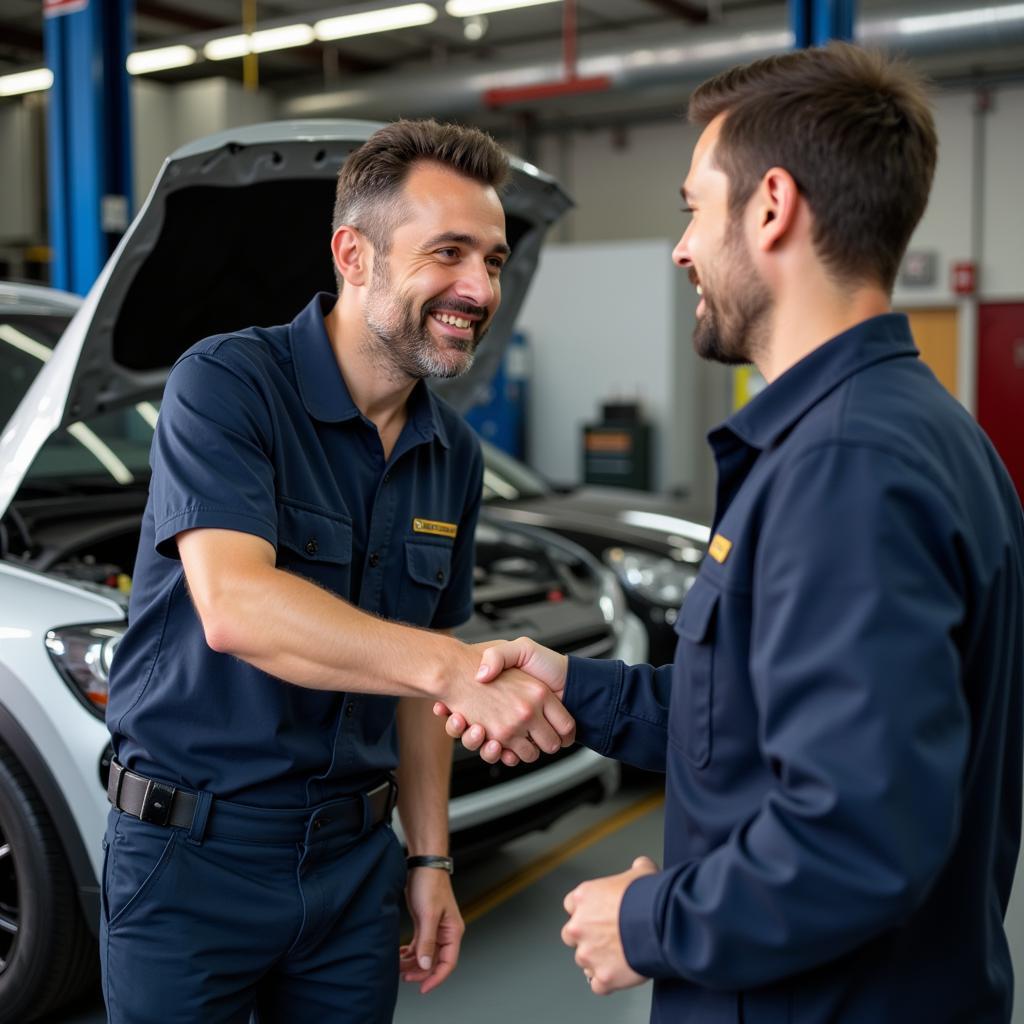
[
  {"xmin": 126, "ymin": 45, "xmax": 198, "ymax": 75},
  {"xmin": 204, "ymin": 24, "xmax": 315, "ymax": 61},
  {"xmin": 203, "ymin": 35, "xmax": 251, "ymax": 61},
  {"xmin": 463, "ymin": 14, "xmax": 489, "ymax": 40},
  {"xmin": 251, "ymin": 24, "xmax": 316, "ymax": 52},
  {"xmin": 314, "ymin": 3, "xmax": 438, "ymax": 41},
  {"xmin": 445, "ymin": 0, "xmax": 560, "ymax": 17},
  {"xmin": 0, "ymin": 67, "xmax": 54, "ymax": 96}
]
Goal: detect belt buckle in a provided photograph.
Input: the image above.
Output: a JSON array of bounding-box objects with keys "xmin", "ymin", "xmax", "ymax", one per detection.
[{"xmin": 139, "ymin": 780, "xmax": 176, "ymax": 826}]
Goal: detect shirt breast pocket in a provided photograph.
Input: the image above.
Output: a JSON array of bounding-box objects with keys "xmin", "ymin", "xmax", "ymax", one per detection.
[
  {"xmin": 397, "ymin": 539, "xmax": 452, "ymax": 626},
  {"xmin": 670, "ymin": 577, "xmax": 720, "ymax": 769},
  {"xmin": 276, "ymin": 501, "xmax": 354, "ymax": 597}
]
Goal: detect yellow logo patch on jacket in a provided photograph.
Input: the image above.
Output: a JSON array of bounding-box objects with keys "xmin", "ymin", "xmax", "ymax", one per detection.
[
  {"xmin": 708, "ymin": 533, "xmax": 733, "ymax": 564},
  {"xmin": 412, "ymin": 518, "xmax": 458, "ymax": 540}
]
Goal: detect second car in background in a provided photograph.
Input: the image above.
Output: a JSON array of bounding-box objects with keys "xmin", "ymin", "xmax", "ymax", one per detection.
[{"xmin": 480, "ymin": 439, "xmax": 710, "ymax": 665}]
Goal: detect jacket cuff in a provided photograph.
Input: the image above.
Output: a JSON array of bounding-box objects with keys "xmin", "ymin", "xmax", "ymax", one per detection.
[
  {"xmin": 563, "ymin": 656, "xmax": 623, "ymax": 756},
  {"xmin": 619, "ymin": 871, "xmax": 672, "ymax": 978}
]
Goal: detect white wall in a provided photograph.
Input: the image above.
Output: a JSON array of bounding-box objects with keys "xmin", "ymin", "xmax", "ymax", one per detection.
[
  {"xmin": 131, "ymin": 77, "xmax": 276, "ymax": 212},
  {"xmin": 517, "ymin": 239, "xmax": 703, "ymax": 494},
  {"xmin": 982, "ymin": 85, "xmax": 1024, "ymax": 300},
  {"xmin": 0, "ymin": 102, "xmax": 39, "ymax": 244}
]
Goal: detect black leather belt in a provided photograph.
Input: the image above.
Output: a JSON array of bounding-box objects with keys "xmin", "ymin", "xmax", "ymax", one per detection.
[{"xmin": 107, "ymin": 760, "xmax": 398, "ymax": 831}]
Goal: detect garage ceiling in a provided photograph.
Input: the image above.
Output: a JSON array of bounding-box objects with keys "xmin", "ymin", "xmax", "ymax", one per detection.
[{"xmin": 2, "ymin": 0, "xmax": 1024, "ymax": 129}]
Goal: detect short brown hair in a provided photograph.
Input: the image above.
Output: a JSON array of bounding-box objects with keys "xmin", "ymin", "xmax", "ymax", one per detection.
[
  {"xmin": 332, "ymin": 119, "xmax": 509, "ymax": 257},
  {"xmin": 689, "ymin": 42, "xmax": 937, "ymax": 292}
]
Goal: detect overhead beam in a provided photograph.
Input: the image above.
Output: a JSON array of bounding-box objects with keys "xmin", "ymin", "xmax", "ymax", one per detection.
[{"xmin": 641, "ymin": 0, "xmax": 709, "ymax": 23}]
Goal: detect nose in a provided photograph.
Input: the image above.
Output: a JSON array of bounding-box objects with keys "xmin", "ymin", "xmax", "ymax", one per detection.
[
  {"xmin": 672, "ymin": 224, "xmax": 693, "ymax": 269},
  {"xmin": 455, "ymin": 257, "xmax": 498, "ymax": 309}
]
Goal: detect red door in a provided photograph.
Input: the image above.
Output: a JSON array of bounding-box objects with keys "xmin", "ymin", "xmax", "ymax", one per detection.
[{"xmin": 978, "ymin": 303, "xmax": 1024, "ymax": 503}]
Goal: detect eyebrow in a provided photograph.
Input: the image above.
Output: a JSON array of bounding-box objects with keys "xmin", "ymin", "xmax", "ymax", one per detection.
[{"xmin": 424, "ymin": 231, "xmax": 511, "ymax": 257}]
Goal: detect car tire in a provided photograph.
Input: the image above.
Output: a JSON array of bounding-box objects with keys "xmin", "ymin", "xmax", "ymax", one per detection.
[{"xmin": 0, "ymin": 744, "xmax": 98, "ymax": 1023}]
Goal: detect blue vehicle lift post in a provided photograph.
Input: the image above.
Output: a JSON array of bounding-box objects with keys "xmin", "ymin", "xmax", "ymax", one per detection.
[
  {"xmin": 44, "ymin": 1, "xmax": 133, "ymax": 295},
  {"xmin": 790, "ymin": 0, "xmax": 855, "ymax": 47}
]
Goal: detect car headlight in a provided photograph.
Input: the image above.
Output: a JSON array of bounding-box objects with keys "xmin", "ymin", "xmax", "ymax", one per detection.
[
  {"xmin": 603, "ymin": 547, "xmax": 698, "ymax": 609},
  {"xmin": 44, "ymin": 622, "xmax": 124, "ymax": 719},
  {"xmin": 598, "ymin": 568, "xmax": 628, "ymax": 636}
]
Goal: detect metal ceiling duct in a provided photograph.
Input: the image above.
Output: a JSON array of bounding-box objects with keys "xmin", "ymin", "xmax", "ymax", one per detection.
[{"xmin": 281, "ymin": 2, "xmax": 1024, "ymax": 120}]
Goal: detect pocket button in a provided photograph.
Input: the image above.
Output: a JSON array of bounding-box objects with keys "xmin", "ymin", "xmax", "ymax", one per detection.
[
  {"xmin": 305, "ymin": 538, "xmax": 318, "ymax": 556},
  {"xmin": 435, "ymin": 570, "xmax": 445, "ymax": 583}
]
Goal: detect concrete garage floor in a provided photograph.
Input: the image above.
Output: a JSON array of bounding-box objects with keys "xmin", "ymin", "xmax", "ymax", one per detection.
[{"xmin": 44, "ymin": 778, "xmax": 665, "ymax": 1024}]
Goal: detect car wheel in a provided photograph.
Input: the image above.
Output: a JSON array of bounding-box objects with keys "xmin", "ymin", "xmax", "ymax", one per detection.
[{"xmin": 0, "ymin": 745, "xmax": 97, "ymax": 1023}]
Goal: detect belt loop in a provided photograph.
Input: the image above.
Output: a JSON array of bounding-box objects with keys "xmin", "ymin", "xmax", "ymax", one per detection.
[
  {"xmin": 359, "ymin": 790, "xmax": 373, "ymax": 837},
  {"xmin": 186, "ymin": 791, "xmax": 213, "ymax": 846}
]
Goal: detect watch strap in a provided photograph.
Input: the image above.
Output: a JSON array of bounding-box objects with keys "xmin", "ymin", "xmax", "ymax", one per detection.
[{"xmin": 406, "ymin": 854, "xmax": 454, "ymax": 875}]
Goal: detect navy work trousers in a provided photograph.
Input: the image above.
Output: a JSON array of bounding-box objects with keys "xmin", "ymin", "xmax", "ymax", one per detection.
[{"xmin": 100, "ymin": 791, "xmax": 407, "ymax": 1023}]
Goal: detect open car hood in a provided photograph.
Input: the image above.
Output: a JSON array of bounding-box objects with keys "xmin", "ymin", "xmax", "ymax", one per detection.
[{"xmin": 0, "ymin": 120, "xmax": 571, "ymax": 516}]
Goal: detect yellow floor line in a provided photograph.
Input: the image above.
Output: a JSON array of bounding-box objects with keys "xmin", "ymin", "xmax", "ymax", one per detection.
[{"xmin": 461, "ymin": 790, "xmax": 665, "ymax": 926}]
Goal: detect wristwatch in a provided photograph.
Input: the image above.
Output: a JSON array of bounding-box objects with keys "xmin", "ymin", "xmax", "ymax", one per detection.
[{"xmin": 406, "ymin": 854, "xmax": 454, "ymax": 875}]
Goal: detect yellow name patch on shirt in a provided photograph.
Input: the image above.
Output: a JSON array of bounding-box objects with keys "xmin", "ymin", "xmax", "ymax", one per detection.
[
  {"xmin": 412, "ymin": 518, "xmax": 458, "ymax": 540},
  {"xmin": 708, "ymin": 533, "xmax": 733, "ymax": 564}
]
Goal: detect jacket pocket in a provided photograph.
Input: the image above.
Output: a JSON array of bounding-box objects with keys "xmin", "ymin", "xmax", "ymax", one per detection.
[
  {"xmin": 397, "ymin": 540, "xmax": 453, "ymax": 625},
  {"xmin": 276, "ymin": 500, "xmax": 353, "ymax": 595},
  {"xmin": 670, "ymin": 576, "xmax": 720, "ymax": 768}
]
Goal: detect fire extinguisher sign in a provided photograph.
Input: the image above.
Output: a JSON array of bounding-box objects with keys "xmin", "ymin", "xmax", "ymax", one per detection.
[{"xmin": 952, "ymin": 261, "xmax": 977, "ymax": 296}]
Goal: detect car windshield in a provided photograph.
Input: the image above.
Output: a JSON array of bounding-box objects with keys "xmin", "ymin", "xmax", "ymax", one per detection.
[
  {"xmin": 0, "ymin": 312, "xmax": 69, "ymax": 426},
  {"xmin": 22, "ymin": 403, "xmax": 160, "ymax": 494},
  {"xmin": 480, "ymin": 439, "xmax": 550, "ymax": 501},
  {"xmin": 1, "ymin": 307, "xmax": 158, "ymax": 495}
]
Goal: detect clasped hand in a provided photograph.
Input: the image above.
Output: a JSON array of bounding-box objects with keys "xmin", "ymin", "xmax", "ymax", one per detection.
[{"xmin": 435, "ymin": 636, "xmax": 570, "ymax": 766}]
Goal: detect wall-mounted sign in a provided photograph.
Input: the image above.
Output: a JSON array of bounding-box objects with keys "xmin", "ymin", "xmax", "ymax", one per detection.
[
  {"xmin": 44, "ymin": 0, "xmax": 88, "ymax": 17},
  {"xmin": 899, "ymin": 250, "xmax": 937, "ymax": 287},
  {"xmin": 952, "ymin": 261, "xmax": 978, "ymax": 296}
]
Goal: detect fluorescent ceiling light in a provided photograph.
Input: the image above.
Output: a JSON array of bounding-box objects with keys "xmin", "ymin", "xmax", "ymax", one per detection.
[
  {"xmin": 251, "ymin": 24, "xmax": 315, "ymax": 52},
  {"xmin": 895, "ymin": 2, "xmax": 1024, "ymax": 34},
  {"xmin": 204, "ymin": 35, "xmax": 251, "ymax": 61},
  {"xmin": 126, "ymin": 45, "xmax": 197, "ymax": 75},
  {"xmin": 314, "ymin": 3, "xmax": 438, "ymax": 41},
  {"xmin": 446, "ymin": 0, "xmax": 560, "ymax": 17},
  {"xmin": 0, "ymin": 68, "xmax": 54, "ymax": 97},
  {"xmin": 204, "ymin": 24, "xmax": 314, "ymax": 60}
]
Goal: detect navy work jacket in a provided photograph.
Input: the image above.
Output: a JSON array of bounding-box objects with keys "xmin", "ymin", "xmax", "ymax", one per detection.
[
  {"xmin": 108, "ymin": 294, "xmax": 483, "ymax": 806},
  {"xmin": 566, "ymin": 314, "xmax": 1024, "ymax": 1023}
]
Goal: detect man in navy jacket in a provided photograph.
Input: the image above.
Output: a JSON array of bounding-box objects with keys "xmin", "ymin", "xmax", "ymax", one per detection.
[{"xmin": 441, "ymin": 42, "xmax": 1024, "ymax": 1023}]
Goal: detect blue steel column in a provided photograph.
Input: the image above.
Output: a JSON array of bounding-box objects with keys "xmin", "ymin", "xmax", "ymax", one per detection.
[
  {"xmin": 44, "ymin": 0, "xmax": 133, "ymax": 295},
  {"xmin": 790, "ymin": 0, "xmax": 855, "ymax": 47}
]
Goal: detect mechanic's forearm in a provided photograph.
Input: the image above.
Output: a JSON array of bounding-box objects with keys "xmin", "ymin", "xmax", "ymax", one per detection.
[
  {"xmin": 396, "ymin": 695, "xmax": 453, "ymax": 856},
  {"xmin": 198, "ymin": 561, "xmax": 469, "ymax": 699}
]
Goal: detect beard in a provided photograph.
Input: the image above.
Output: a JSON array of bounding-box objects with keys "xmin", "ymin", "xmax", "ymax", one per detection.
[
  {"xmin": 692, "ymin": 219, "xmax": 771, "ymax": 366},
  {"xmin": 362, "ymin": 263, "xmax": 486, "ymax": 381}
]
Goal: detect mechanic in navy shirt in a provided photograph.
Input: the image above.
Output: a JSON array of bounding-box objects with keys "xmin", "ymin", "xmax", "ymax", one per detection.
[
  {"xmin": 443, "ymin": 44, "xmax": 1024, "ymax": 1023},
  {"xmin": 102, "ymin": 120, "xmax": 573, "ymax": 1024}
]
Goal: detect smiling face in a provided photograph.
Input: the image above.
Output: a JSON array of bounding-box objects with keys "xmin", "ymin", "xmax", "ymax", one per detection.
[
  {"xmin": 673, "ymin": 114, "xmax": 772, "ymax": 366},
  {"xmin": 362, "ymin": 161, "xmax": 509, "ymax": 381}
]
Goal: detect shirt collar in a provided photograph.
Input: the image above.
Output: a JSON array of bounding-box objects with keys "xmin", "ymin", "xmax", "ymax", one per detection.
[
  {"xmin": 290, "ymin": 292, "xmax": 450, "ymax": 448},
  {"xmin": 714, "ymin": 313, "xmax": 919, "ymax": 452}
]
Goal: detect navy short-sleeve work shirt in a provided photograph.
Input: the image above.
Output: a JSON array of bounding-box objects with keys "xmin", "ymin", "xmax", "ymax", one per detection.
[{"xmin": 107, "ymin": 293, "xmax": 484, "ymax": 806}]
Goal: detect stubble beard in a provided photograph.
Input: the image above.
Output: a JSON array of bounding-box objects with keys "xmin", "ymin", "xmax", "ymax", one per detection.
[
  {"xmin": 362, "ymin": 263, "xmax": 481, "ymax": 382},
  {"xmin": 692, "ymin": 218, "xmax": 772, "ymax": 367}
]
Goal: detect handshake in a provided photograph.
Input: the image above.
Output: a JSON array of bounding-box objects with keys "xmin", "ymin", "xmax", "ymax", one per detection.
[{"xmin": 433, "ymin": 636, "xmax": 574, "ymax": 767}]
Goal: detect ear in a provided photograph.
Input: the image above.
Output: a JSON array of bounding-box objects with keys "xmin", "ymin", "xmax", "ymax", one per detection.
[
  {"xmin": 331, "ymin": 224, "xmax": 372, "ymax": 288},
  {"xmin": 753, "ymin": 167, "xmax": 801, "ymax": 253}
]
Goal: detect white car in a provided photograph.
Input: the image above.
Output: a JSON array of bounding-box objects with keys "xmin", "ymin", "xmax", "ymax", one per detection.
[{"xmin": 0, "ymin": 125, "xmax": 645, "ymax": 1022}]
